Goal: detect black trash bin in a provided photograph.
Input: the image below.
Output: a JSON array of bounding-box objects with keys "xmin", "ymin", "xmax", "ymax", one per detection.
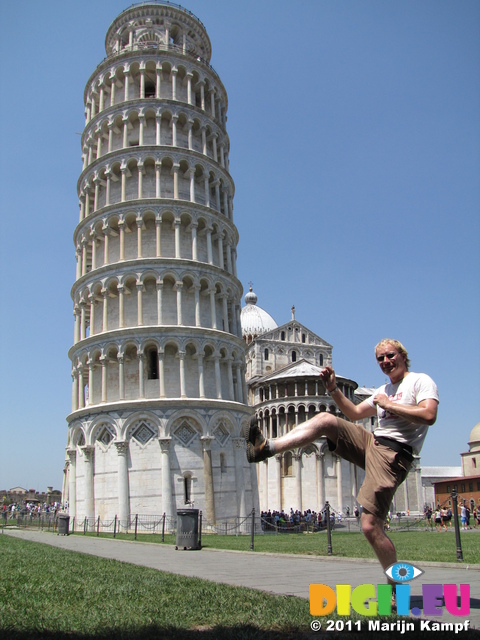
[
  {"xmin": 57, "ymin": 514, "xmax": 70, "ymax": 536},
  {"xmin": 176, "ymin": 509, "xmax": 200, "ymax": 550}
]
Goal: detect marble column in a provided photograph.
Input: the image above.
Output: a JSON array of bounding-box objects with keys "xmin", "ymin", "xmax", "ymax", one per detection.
[
  {"xmin": 350, "ymin": 462, "xmax": 357, "ymax": 509},
  {"xmin": 159, "ymin": 438, "xmax": 173, "ymax": 516},
  {"xmin": 118, "ymin": 354, "xmax": 125, "ymax": 399},
  {"xmin": 138, "ymin": 352, "xmax": 145, "ymax": 398},
  {"xmin": 403, "ymin": 472, "xmax": 410, "ymax": 513},
  {"xmin": 274, "ymin": 454, "xmax": 282, "ymax": 511},
  {"xmin": 233, "ymin": 437, "xmax": 246, "ymax": 522},
  {"xmin": 178, "ymin": 351, "xmax": 186, "ymax": 398},
  {"xmin": 136, "ymin": 282, "xmax": 144, "ymax": 326},
  {"xmin": 260, "ymin": 459, "xmax": 269, "ymax": 511},
  {"xmin": 336, "ymin": 455, "xmax": 343, "ymax": 514},
  {"xmin": 201, "ymin": 437, "xmax": 215, "ymax": 523},
  {"xmin": 196, "ymin": 354, "xmax": 205, "ymax": 398},
  {"xmin": 158, "ymin": 350, "xmax": 166, "ymax": 397},
  {"xmin": 294, "ymin": 451, "xmax": 302, "ymax": 511},
  {"xmin": 213, "ymin": 356, "xmax": 222, "ymax": 399},
  {"xmin": 100, "ymin": 356, "xmax": 107, "ymax": 403},
  {"xmin": 67, "ymin": 449, "xmax": 77, "ymax": 520},
  {"xmin": 235, "ymin": 363, "xmax": 244, "ymax": 403},
  {"xmin": 82, "ymin": 445, "xmax": 95, "ymax": 523},
  {"xmin": 115, "ymin": 441, "xmax": 130, "ymax": 528},
  {"xmin": 155, "ymin": 216, "xmax": 162, "ymax": 255},
  {"xmin": 316, "ymin": 452, "xmax": 325, "ymax": 511}
]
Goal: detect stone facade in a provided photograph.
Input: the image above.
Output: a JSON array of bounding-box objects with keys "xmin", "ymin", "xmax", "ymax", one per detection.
[{"xmin": 63, "ymin": 3, "xmax": 258, "ymax": 527}]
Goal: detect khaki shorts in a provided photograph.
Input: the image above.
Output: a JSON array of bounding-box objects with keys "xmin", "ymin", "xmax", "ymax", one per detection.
[{"xmin": 329, "ymin": 418, "xmax": 412, "ymax": 520}]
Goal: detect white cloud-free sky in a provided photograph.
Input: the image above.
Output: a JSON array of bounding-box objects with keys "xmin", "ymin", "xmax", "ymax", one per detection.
[{"xmin": 0, "ymin": 0, "xmax": 478, "ymax": 492}]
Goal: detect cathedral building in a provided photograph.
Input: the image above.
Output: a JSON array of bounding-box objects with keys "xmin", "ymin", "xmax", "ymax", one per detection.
[
  {"xmin": 241, "ymin": 288, "xmax": 424, "ymax": 516},
  {"xmin": 63, "ymin": 2, "xmax": 258, "ymax": 527}
]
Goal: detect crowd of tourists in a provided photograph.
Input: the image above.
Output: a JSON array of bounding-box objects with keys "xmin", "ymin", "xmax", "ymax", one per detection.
[
  {"xmin": 1, "ymin": 501, "xmax": 63, "ymax": 519},
  {"xmin": 424, "ymin": 502, "xmax": 480, "ymax": 531},
  {"xmin": 260, "ymin": 506, "xmax": 360, "ymax": 532}
]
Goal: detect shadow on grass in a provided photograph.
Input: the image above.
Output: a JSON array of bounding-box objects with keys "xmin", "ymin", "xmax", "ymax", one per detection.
[
  {"xmin": 2, "ymin": 623, "xmax": 480, "ymax": 640},
  {"xmin": 0, "ymin": 626, "xmax": 313, "ymax": 640}
]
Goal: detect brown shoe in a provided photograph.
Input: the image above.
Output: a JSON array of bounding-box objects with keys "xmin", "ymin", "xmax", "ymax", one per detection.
[
  {"xmin": 243, "ymin": 416, "xmax": 273, "ymax": 463},
  {"xmin": 246, "ymin": 441, "xmax": 273, "ymax": 463},
  {"xmin": 243, "ymin": 415, "xmax": 264, "ymax": 447}
]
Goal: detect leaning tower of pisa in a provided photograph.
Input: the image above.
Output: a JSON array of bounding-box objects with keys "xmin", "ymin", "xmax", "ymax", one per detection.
[{"xmin": 63, "ymin": 1, "xmax": 258, "ymax": 527}]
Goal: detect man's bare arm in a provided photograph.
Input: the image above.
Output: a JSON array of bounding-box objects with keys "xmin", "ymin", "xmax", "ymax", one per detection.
[
  {"xmin": 320, "ymin": 366, "xmax": 376, "ymax": 422},
  {"xmin": 373, "ymin": 396, "xmax": 438, "ymax": 426}
]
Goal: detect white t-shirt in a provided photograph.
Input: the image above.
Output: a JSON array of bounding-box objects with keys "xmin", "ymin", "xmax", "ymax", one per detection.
[{"xmin": 365, "ymin": 372, "xmax": 439, "ymax": 454}]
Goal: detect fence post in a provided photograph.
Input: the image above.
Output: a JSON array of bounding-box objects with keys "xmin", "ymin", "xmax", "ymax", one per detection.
[
  {"xmin": 113, "ymin": 515, "xmax": 117, "ymax": 538},
  {"xmin": 83, "ymin": 517, "xmax": 87, "ymax": 535},
  {"xmin": 134, "ymin": 514, "xmax": 138, "ymax": 540},
  {"xmin": 250, "ymin": 508, "xmax": 255, "ymax": 551},
  {"xmin": 199, "ymin": 510, "xmax": 202, "ymax": 549},
  {"xmin": 452, "ymin": 490, "xmax": 464, "ymax": 561},
  {"xmin": 162, "ymin": 512, "xmax": 166, "ymax": 542},
  {"xmin": 97, "ymin": 516, "xmax": 100, "ymax": 537}
]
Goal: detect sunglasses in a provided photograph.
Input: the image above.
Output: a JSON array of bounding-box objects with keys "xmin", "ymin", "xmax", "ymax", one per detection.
[{"xmin": 376, "ymin": 352, "xmax": 397, "ymax": 363}]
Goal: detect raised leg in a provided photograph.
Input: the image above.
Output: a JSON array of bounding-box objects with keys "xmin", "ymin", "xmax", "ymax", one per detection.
[{"xmin": 244, "ymin": 413, "xmax": 339, "ymax": 462}]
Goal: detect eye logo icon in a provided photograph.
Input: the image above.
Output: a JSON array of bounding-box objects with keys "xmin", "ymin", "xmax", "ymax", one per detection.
[{"xmin": 385, "ymin": 562, "xmax": 424, "ymax": 583}]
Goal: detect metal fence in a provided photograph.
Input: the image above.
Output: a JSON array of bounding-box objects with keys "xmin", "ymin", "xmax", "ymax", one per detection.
[
  {"xmin": 4, "ymin": 509, "xmax": 433, "ymax": 537},
  {"xmin": 10, "ymin": 513, "xmax": 58, "ymax": 532},
  {"xmin": 7, "ymin": 510, "xmax": 259, "ymax": 538}
]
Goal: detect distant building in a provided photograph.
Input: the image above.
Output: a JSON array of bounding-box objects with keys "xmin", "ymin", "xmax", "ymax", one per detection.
[
  {"xmin": 421, "ymin": 467, "xmax": 462, "ymax": 508},
  {"xmin": 432, "ymin": 422, "xmax": 480, "ymax": 512},
  {"xmin": 461, "ymin": 422, "xmax": 480, "ymax": 477},
  {"xmin": 1, "ymin": 487, "xmax": 61, "ymax": 505},
  {"xmin": 7, "ymin": 487, "xmax": 28, "ymax": 494},
  {"xmin": 433, "ymin": 475, "xmax": 480, "ymax": 514}
]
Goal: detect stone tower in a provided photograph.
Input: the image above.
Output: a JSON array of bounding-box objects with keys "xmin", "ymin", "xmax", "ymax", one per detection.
[{"xmin": 63, "ymin": 1, "xmax": 258, "ymax": 527}]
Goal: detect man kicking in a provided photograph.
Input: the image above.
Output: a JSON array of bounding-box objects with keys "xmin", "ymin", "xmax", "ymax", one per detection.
[{"xmin": 244, "ymin": 339, "xmax": 438, "ymax": 590}]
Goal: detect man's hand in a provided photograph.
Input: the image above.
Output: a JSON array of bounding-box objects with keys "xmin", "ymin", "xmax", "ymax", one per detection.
[
  {"xmin": 372, "ymin": 393, "xmax": 390, "ymax": 410},
  {"xmin": 321, "ymin": 366, "xmax": 377, "ymax": 421},
  {"xmin": 320, "ymin": 366, "xmax": 336, "ymax": 392}
]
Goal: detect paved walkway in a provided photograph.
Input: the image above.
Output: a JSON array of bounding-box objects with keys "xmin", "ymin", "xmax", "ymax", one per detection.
[{"xmin": 3, "ymin": 528, "xmax": 479, "ymax": 627}]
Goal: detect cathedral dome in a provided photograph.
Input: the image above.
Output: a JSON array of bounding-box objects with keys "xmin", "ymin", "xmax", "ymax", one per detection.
[
  {"xmin": 468, "ymin": 422, "xmax": 480, "ymax": 452},
  {"xmin": 241, "ymin": 287, "xmax": 277, "ymax": 342}
]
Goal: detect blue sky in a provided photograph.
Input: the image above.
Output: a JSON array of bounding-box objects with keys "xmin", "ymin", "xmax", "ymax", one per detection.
[{"xmin": 0, "ymin": 0, "xmax": 478, "ymax": 492}]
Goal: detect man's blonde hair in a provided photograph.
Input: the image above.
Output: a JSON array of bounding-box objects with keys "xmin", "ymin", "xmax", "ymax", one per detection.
[{"xmin": 375, "ymin": 339, "xmax": 410, "ymax": 370}]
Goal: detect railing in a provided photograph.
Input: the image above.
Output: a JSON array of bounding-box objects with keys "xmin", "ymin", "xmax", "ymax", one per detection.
[
  {"xmin": 78, "ymin": 512, "xmax": 260, "ymax": 538},
  {"xmin": 121, "ymin": 2, "xmax": 206, "ymax": 30},
  {"xmin": 94, "ymin": 19, "xmax": 219, "ymax": 82},
  {"xmin": 10, "ymin": 513, "xmax": 58, "ymax": 532},
  {"xmin": 8, "ymin": 511, "xmax": 260, "ymax": 538},
  {"xmin": 4, "ymin": 509, "xmax": 435, "ymax": 536}
]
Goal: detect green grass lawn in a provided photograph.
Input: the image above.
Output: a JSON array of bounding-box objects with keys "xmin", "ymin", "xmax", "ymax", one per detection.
[
  {"xmin": 2, "ymin": 531, "xmax": 479, "ymax": 639},
  {"xmin": 0, "ymin": 535, "xmax": 311, "ymax": 639},
  {"xmin": 81, "ymin": 528, "xmax": 480, "ymax": 565}
]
